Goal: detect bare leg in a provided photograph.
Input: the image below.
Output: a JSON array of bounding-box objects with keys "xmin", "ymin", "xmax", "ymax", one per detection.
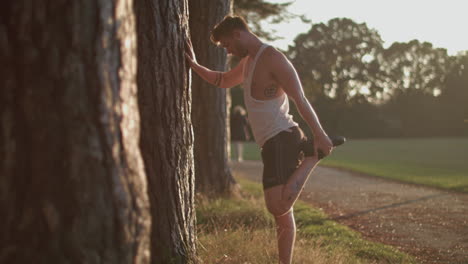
[
  {"xmin": 238, "ymin": 142, "xmax": 244, "ymax": 161},
  {"xmin": 281, "ymin": 156, "xmax": 320, "ymax": 209},
  {"xmin": 234, "ymin": 142, "xmax": 243, "ymax": 162},
  {"xmin": 275, "ymin": 209, "xmax": 296, "ymax": 264},
  {"xmin": 264, "ymin": 156, "xmax": 320, "ymax": 263}
]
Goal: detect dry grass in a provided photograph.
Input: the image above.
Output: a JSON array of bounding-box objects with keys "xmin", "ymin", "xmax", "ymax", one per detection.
[
  {"xmin": 197, "ymin": 227, "xmax": 353, "ymax": 264},
  {"xmin": 195, "ymin": 178, "xmax": 416, "ymax": 264},
  {"xmin": 196, "ymin": 199, "xmax": 350, "ymax": 264}
]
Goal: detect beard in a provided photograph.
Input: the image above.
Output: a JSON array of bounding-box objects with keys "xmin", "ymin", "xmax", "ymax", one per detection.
[
  {"xmin": 233, "ymin": 41, "xmax": 248, "ymax": 58},
  {"xmin": 237, "ymin": 49, "xmax": 248, "ymax": 58}
]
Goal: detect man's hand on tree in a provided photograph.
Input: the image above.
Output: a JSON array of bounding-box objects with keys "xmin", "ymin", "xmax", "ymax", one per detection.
[{"xmin": 184, "ymin": 38, "xmax": 197, "ymax": 66}]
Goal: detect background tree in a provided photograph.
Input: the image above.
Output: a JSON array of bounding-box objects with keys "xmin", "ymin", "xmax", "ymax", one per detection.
[
  {"xmin": 189, "ymin": 0, "xmax": 237, "ymax": 197},
  {"xmin": 382, "ymin": 89, "xmax": 441, "ymax": 137},
  {"xmin": 288, "ymin": 18, "xmax": 386, "ymax": 104},
  {"xmin": 287, "ymin": 18, "xmax": 386, "ymax": 136},
  {"xmin": 382, "ymin": 40, "xmax": 450, "ymax": 97},
  {"xmin": 381, "ymin": 40, "xmax": 451, "ymax": 137},
  {"xmin": 437, "ymin": 52, "xmax": 468, "ymax": 136},
  {"xmin": 234, "ymin": 0, "xmax": 309, "ymax": 41},
  {"xmin": 0, "ymin": 1, "xmax": 150, "ymax": 263},
  {"xmin": 135, "ymin": 0, "xmax": 197, "ymax": 263}
]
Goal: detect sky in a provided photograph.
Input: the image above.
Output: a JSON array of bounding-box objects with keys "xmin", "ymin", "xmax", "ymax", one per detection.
[{"xmin": 265, "ymin": 0, "xmax": 468, "ymax": 55}]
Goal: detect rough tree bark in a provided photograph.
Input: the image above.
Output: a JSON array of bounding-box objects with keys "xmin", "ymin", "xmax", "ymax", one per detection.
[
  {"xmin": 189, "ymin": 0, "xmax": 237, "ymax": 197},
  {"xmin": 0, "ymin": 1, "xmax": 150, "ymax": 263},
  {"xmin": 134, "ymin": 0, "xmax": 197, "ymax": 263}
]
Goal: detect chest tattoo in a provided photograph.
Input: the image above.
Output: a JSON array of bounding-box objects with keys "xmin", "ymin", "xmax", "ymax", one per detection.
[{"xmin": 264, "ymin": 84, "xmax": 278, "ymax": 98}]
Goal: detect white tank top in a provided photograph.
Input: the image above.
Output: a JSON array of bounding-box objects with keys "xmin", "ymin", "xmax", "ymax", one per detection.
[{"xmin": 243, "ymin": 44, "xmax": 298, "ymax": 147}]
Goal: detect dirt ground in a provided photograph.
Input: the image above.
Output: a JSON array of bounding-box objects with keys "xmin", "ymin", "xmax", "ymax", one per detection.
[{"xmin": 230, "ymin": 160, "xmax": 468, "ymax": 264}]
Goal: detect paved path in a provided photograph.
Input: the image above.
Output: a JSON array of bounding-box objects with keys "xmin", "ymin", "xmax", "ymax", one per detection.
[{"xmin": 230, "ymin": 160, "xmax": 468, "ymax": 264}]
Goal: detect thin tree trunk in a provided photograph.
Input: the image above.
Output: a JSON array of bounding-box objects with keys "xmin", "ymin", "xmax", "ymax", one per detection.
[
  {"xmin": 134, "ymin": 0, "xmax": 197, "ymax": 263},
  {"xmin": 0, "ymin": 1, "xmax": 150, "ymax": 263},
  {"xmin": 189, "ymin": 0, "xmax": 237, "ymax": 197}
]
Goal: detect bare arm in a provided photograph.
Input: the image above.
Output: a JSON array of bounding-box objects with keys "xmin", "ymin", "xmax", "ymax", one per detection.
[
  {"xmin": 185, "ymin": 39, "xmax": 244, "ymax": 88},
  {"xmin": 269, "ymin": 49, "xmax": 333, "ymax": 156}
]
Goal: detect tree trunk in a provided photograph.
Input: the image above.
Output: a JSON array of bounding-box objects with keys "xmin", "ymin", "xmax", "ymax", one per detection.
[
  {"xmin": 189, "ymin": 0, "xmax": 237, "ymax": 197},
  {"xmin": 0, "ymin": 1, "xmax": 150, "ymax": 263},
  {"xmin": 134, "ymin": 0, "xmax": 197, "ymax": 263}
]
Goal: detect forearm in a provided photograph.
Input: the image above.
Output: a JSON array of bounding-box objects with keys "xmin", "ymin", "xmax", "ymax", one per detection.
[
  {"xmin": 189, "ymin": 62, "xmax": 223, "ymax": 87},
  {"xmin": 295, "ymin": 96, "xmax": 327, "ymax": 137}
]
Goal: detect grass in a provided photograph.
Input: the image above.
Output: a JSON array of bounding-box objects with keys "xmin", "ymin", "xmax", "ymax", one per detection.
[
  {"xmin": 232, "ymin": 138, "xmax": 468, "ymax": 192},
  {"xmin": 196, "ymin": 177, "xmax": 416, "ymax": 264}
]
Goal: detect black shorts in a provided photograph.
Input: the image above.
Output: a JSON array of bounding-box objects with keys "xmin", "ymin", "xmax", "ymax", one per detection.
[{"xmin": 261, "ymin": 126, "xmax": 308, "ymax": 189}]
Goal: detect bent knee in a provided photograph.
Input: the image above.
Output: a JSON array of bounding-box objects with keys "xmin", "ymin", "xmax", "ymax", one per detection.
[
  {"xmin": 266, "ymin": 201, "xmax": 291, "ymax": 217},
  {"xmin": 273, "ymin": 210, "xmax": 296, "ymax": 230}
]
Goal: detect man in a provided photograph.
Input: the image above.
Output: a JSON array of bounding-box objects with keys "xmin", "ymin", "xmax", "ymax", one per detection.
[{"xmin": 185, "ymin": 15, "xmax": 334, "ymax": 264}]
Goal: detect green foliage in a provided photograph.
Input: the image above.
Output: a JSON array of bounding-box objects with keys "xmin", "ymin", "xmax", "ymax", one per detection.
[
  {"xmin": 382, "ymin": 40, "xmax": 450, "ymax": 96},
  {"xmin": 234, "ymin": 0, "xmax": 309, "ymax": 41},
  {"xmin": 438, "ymin": 52, "xmax": 468, "ymax": 136},
  {"xmin": 285, "ymin": 19, "xmax": 466, "ymax": 137},
  {"xmin": 288, "ymin": 18, "xmax": 386, "ymax": 104}
]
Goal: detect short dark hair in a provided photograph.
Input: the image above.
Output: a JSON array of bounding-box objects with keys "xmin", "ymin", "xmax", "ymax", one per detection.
[{"xmin": 210, "ymin": 15, "xmax": 250, "ymax": 45}]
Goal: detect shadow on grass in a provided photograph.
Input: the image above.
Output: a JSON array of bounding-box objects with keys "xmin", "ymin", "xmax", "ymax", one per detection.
[
  {"xmin": 330, "ymin": 193, "xmax": 450, "ymax": 221},
  {"xmin": 196, "ymin": 177, "xmax": 417, "ymax": 264}
]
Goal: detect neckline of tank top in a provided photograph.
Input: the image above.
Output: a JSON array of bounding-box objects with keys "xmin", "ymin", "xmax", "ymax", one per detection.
[{"xmin": 246, "ymin": 43, "xmax": 268, "ymax": 84}]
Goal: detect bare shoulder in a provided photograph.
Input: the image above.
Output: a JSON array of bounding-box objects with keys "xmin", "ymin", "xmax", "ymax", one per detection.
[
  {"xmin": 263, "ymin": 46, "xmax": 294, "ymax": 75},
  {"xmin": 264, "ymin": 46, "xmax": 288, "ymax": 62}
]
